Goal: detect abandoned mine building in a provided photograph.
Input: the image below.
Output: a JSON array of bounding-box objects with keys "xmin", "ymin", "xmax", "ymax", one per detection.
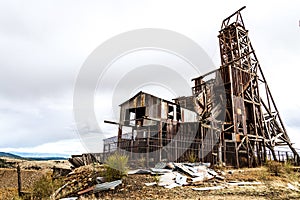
[{"xmin": 102, "ymin": 7, "xmax": 300, "ymax": 168}]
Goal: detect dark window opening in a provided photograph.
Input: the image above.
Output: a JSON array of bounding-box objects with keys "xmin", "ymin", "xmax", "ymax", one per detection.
[
  {"xmin": 224, "ymin": 132, "xmax": 232, "ymax": 140},
  {"xmin": 125, "ymin": 107, "xmax": 146, "ymax": 126},
  {"xmin": 168, "ymin": 105, "xmax": 174, "ymax": 120}
]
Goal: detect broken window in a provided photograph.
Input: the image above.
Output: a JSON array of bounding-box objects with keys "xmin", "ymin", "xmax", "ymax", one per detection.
[
  {"xmin": 124, "ymin": 107, "xmax": 146, "ymax": 126},
  {"xmin": 168, "ymin": 105, "xmax": 174, "ymax": 119}
]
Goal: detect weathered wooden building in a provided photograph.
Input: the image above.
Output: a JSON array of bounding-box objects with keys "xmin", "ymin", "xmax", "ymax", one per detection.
[
  {"xmin": 104, "ymin": 92, "xmax": 220, "ymax": 167},
  {"xmin": 104, "ymin": 7, "xmax": 300, "ymax": 167}
]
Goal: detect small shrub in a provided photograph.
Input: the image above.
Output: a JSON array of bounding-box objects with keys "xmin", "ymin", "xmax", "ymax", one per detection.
[
  {"xmin": 32, "ymin": 172, "xmax": 63, "ymax": 200},
  {"xmin": 283, "ymin": 161, "xmax": 293, "ymax": 174},
  {"xmin": 154, "ymin": 173, "xmax": 160, "ymax": 184},
  {"xmin": 0, "ymin": 158, "xmax": 12, "ymax": 168},
  {"xmin": 0, "ymin": 158, "xmax": 5, "ymax": 167},
  {"xmin": 105, "ymin": 152, "xmax": 128, "ymax": 182},
  {"xmin": 136, "ymin": 156, "xmax": 146, "ymax": 168},
  {"xmin": 186, "ymin": 151, "xmax": 197, "ymax": 163},
  {"xmin": 266, "ymin": 160, "xmax": 282, "ymax": 176}
]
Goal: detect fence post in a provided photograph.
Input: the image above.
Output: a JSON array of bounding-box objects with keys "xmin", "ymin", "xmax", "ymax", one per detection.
[{"xmin": 17, "ymin": 165, "xmax": 21, "ymax": 197}]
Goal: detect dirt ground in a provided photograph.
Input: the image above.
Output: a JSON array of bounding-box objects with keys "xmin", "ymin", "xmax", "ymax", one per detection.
[
  {"xmin": 0, "ymin": 157, "xmax": 300, "ymax": 200},
  {"xmin": 82, "ymin": 169, "xmax": 300, "ymax": 200},
  {"xmin": 0, "ymin": 168, "xmax": 45, "ymax": 199},
  {"xmin": 0, "ymin": 157, "xmax": 71, "ymax": 200}
]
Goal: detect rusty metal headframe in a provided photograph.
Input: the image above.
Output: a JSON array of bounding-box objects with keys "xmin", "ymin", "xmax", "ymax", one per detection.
[{"xmin": 193, "ymin": 6, "xmax": 299, "ymax": 167}]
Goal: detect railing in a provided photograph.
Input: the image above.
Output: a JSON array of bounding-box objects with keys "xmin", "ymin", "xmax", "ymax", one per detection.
[{"xmin": 266, "ymin": 149, "xmax": 300, "ymax": 165}]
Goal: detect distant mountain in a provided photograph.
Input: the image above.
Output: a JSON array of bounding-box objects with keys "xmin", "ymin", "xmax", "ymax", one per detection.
[
  {"xmin": 0, "ymin": 152, "xmax": 68, "ymax": 161},
  {"xmin": 12, "ymin": 152, "xmax": 69, "ymax": 159},
  {"xmin": 0, "ymin": 152, "xmax": 23, "ymax": 159},
  {"xmin": 26, "ymin": 157, "xmax": 68, "ymax": 161}
]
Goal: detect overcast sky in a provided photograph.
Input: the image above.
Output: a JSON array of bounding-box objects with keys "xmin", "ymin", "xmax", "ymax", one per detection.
[{"xmin": 0, "ymin": 0, "xmax": 299, "ymax": 156}]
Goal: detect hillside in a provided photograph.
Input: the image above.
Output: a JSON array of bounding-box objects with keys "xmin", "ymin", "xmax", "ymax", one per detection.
[
  {"xmin": 0, "ymin": 152, "xmax": 23, "ymax": 159},
  {"xmin": 0, "ymin": 152, "xmax": 68, "ymax": 161}
]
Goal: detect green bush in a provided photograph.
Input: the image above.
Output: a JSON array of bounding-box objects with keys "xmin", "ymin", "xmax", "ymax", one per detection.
[
  {"xmin": 186, "ymin": 151, "xmax": 197, "ymax": 163},
  {"xmin": 0, "ymin": 158, "xmax": 11, "ymax": 168},
  {"xmin": 0, "ymin": 158, "xmax": 5, "ymax": 167},
  {"xmin": 105, "ymin": 152, "xmax": 129, "ymax": 182}
]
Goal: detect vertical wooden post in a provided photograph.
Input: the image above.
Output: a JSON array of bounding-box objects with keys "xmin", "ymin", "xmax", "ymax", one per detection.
[
  {"xmin": 201, "ymin": 127, "xmax": 204, "ymax": 162},
  {"xmin": 223, "ymin": 140, "xmax": 227, "ymax": 165},
  {"xmin": 255, "ymin": 141, "xmax": 260, "ymax": 166},
  {"xmin": 147, "ymin": 126, "xmax": 150, "ymax": 168},
  {"xmin": 271, "ymin": 148, "xmax": 278, "ymax": 161},
  {"xmin": 246, "ymin": 137, "xmax": 251, "ymax": 167},
  {"xmin": 175, "ymin": 138, "xmax": 178, "ymax": 162},
  {"xmin": 158, "ymin": 121, "xmax": 162, "ymax": 162},
  {"xmin": 17, "ymin": 165, "xmax": 21, "ymax": 197},
  {"xmin": 130, "ymin": 139, "xmax": 133, "ymax": 161},
  {"xmin": 263, "ymin": 139, "xmax": 267, "ymax": 163}
]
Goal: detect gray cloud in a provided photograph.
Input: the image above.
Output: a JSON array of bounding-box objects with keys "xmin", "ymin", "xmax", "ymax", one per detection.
[{"xmin": 0, "ymin": 0, "xmax": 299, "ymax": 153}]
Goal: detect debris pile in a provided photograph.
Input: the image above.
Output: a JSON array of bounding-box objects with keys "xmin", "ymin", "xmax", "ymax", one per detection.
[
  {"xmin": 128, "ymin": 162, "xmax": 264, "ymax": 192},
  {"xmin": 51, "ymin": 164, "xmax": 106, "ymax": 199},
  {"xmin": 141, "ymin": 162, "xmax": 227, "ymax": 189},
  {"xmin": 51, "ymin": 162, "xmax": 271, "ymax": 199},
  {"xmin": 68, "ymin": 154, "xmax": 100, "ymax": 168}
]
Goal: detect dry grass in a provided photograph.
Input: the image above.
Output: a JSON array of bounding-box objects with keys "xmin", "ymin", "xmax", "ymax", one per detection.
[
  {"xmin": 0, "ymin": 187, "xmax": 18, "ymax": 200},
  {"xmin": 1, "ymin": 158, "xmax": 300, "ymax": 200},
  {"xmin": 0, "ymin": 158, "xmax": 69, "ymax": 200}
]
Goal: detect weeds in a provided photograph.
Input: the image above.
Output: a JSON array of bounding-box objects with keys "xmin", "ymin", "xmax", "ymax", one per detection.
[
  {"xmin": 0, "ymin": 158, "xmax": 5, "ymax": 167},
  {"xmin": 136, "ymin": 156, "xmax": 146, "ymax": 168},
  {"xmin": 186, "ymin": 151, "xmax": 197, "ymax": 163},
  {"xmin": 283, "ymin": 161, "xmax": 293, "ymax": 174},
  {"xmin": 104, "ymin": 152, "xmax": 129, "ymax": 182},
  {"xmin": 258, "ymin": 167, "xmax": 271, "ymax": 181},
  {"xmin": 266, "ymin": 160, "xmax": 282, "ymax": 176},
  {"xmin": 32, "ymin": 172, "xmax": 63, "ymax": 200},
  {"xmin": 0, "ymin": 158, "xmax": 12, "ymax": 168},
  {"xmin": 154, "ymin": 173, "xmax": 160, "ymax": 184}
]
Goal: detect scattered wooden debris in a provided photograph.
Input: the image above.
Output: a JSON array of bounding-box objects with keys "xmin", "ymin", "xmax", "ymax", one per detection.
[
  {"xmin": 93, "ymin": 180, "xmax": 122, "ymax": 193},
  {"xmin": 51, "ymin": 164, "xmax": 105, "ymax": 199},
  {"xmin": 127, "ymin": 169, "xmax": 151, "ymax": 175},
  {"xmin": 144, "ymin": 182, "xmax": 157, "ymax": 186},
  {"xmin": 227, "ymin": 181, "xmax": 262, "ymax": 186},
  {"xmin": 150, "ymin": 168, "xmax": 173, "ymax": 175},
  {"xmin": 287, "ymin": 183, "xmax": 300, "ymax": 192},
  {"xmin": 148, "ymin": 163, "xmax": 225, "ymax": 189},
  {"xmin": 52, "ymin": 162, "xmax": 270, "ymax": 199},
  {"xmin": 77, "ymin": 186, "xmax": 95, "ymax": 195},
  {"xmin": 158, "ymin": 172, "xmax": 176, "ymax": 187},
  {"xmin": 68, "ymin": 153, "xmax": 100, "ymax": 168},
  {"xmin": 192, "ymin": 186, "xmax": 225, "ymax": 191},
  {"xmin": 58, "ymin": 198, "xmax": 78, "ymax": 200}
]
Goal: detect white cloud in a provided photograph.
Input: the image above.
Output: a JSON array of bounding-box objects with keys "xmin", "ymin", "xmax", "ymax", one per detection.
[{"xmin": 0, "ymin": 138, "xmax": 87, "ymax": 156}]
